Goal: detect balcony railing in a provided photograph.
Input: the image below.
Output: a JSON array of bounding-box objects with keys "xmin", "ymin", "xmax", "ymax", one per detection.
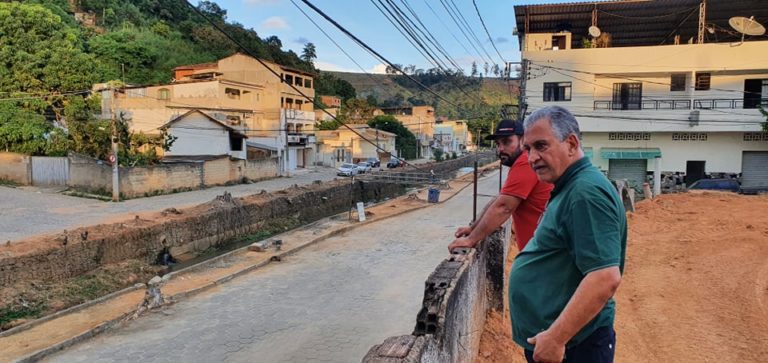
[
  {"xmin": 593, "ymin": 99, "xmax": 690, "ymax": 110},
  {"xmin": 594, "ymin": 98, "xmax": 768, "ymax": 110}
]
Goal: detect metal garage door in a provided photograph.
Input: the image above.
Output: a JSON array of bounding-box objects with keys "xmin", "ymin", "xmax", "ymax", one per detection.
[
  {"xmin": 31, "ymin": 156, "xmax": 69, "ymax": 186},
  {"xmin": 741, "ymin": 151, "xmax": 768, "ymax": 193},
  {"xmin": 608, "ymin": 159, "xmax": 647, "ymax": 189}
]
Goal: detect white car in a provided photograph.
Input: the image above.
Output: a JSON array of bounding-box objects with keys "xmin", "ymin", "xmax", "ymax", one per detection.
[
  {"xmin": 356, "ymin": 162, "xmax": 372, "ymax": 174},
  {"xmin": 337, "ymin": 163, "xmax": 359, "ymax": 177}
]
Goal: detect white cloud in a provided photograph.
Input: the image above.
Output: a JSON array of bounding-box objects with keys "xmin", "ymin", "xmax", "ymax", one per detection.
[
  {"xmin": 315, "ymin": 61, "xmax": 357, "ymax": 73},
  {"xmin": 369, "ymin": 63, "xmax": 388, "ymax": 74},
  {"xmin": 244, "ymin": 0, "xmax": 280, "ymax": 6},
  {"xmin": 260, "ymin": 16, "xmax": 289, "ymax": 30}
]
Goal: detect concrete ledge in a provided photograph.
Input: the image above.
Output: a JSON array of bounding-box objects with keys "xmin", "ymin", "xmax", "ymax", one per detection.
[{"xmin": 363, "ymin": 231, "xmax": 505, "ymax": 363}]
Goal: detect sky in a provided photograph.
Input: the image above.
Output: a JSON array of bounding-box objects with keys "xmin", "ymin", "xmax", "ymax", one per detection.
[{"xmin": 213, "ymin": 0, "xmax": 563, "ymax": 74}]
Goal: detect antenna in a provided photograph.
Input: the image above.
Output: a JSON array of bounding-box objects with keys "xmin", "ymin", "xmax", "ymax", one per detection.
[
  {"xmin": 729, "ymin": 16, "xmax": 766, "ymax": 43},
  {"xmin": 588, "ymin": 25, "xmax": 601, "ymax": 38}
]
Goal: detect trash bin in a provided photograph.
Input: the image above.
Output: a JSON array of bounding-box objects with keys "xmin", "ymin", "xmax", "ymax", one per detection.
[{"xmin": 428, "ymin": 188, "xmax": 440, "ymax": 203}]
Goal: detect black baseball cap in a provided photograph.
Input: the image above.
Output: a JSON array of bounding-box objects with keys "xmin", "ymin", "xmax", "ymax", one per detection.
[{"xmin": 484, "ymin": 119, "xmax": 524, "ymax": 140}]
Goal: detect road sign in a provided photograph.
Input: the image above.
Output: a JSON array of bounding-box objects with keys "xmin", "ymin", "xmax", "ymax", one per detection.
[{"xmin": 108, "ymin": 154, "xmax": 116, "ymax": 164}]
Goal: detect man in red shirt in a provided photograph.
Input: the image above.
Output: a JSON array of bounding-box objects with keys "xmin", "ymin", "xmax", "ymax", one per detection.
[{"xmin": 449, "ymin": 119, "xmax": 553, "ymax": 252}]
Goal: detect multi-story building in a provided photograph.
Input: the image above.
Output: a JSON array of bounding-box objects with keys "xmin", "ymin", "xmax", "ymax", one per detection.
[
  {"xmin": 315, "ymin": 124, "xmax": 397, "ymax": 167},
  {"xmin": 315, "ymin": 95, "xmax": 342, "ymax": 122},
  {"xmin": 101, "ymin": 53, "xmax": 316, "ymax": 173},
  {"xmin": 433, "ymin": 119, "xmax": 470, "ymax": 154},
  {"xmin": 515, "ymin": 0, "xmax": 768, "ymax": 193},
  {"xmin": 375, "ymin": 106, "xmax": 436, "ymax": 158}
]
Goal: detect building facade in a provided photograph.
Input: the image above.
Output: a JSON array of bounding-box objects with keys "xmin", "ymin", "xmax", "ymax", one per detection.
[
  {"xmin": 515, "ymin": 0, "xmax": 768, "ymax": 192},
  {"xmin": 315, "ymin": 124, "xmax": 397, "ymax": 167},
  {"xmin": 375, "ymin": 106, "xmax": 436, "ymax": 159},
  {"xmin": 99, "ymin": 53, "xmax": 316, "ymax": 174}
]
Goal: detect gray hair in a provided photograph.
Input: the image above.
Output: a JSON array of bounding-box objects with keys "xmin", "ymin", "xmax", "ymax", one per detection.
[{"xmin": 523, "ymin": 106, "xmax": 581, "ymax": 141}]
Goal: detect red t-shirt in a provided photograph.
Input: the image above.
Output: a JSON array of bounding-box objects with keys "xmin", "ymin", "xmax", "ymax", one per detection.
[{"xmin": 500, "ymin": 151, "xmax": 553, "ymax": 250}]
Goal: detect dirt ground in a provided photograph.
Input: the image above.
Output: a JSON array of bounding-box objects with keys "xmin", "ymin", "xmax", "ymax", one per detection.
[{"xmin": 477, "ymin": 191, "xmax": 768, "ymax": 363}]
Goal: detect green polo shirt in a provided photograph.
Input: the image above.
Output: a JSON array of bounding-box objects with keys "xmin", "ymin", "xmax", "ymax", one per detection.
[{"xmin": 508, "ymin": 157, "xmax": 627, "ymax": 351}]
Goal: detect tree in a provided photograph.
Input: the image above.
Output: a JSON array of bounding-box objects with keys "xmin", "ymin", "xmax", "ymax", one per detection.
[
  {"xmin": 483, "ymin": 62, "xmax": 490, "ymax": 76},
  {"xmin": 197, "ymin": 1, "xmax": 227, "ymax": 21},
  {"xmin": 368, "ymin": 115, "xmax": 417, "ymax": 159},
  {"xmin": 265, "ymin": 35, "xmax": 282, "ymax": 49},
  {"xmin": 471, "ymin": 62, "xmax": 478, "ymax": 77},
  {"xmin": 340, "ymin": 98, "xmax": 375, "ymax": 123},
  {"xmin": 0, "ymin": 102, "xmax": 55, "ymax": 155},
  {"xmin": 492, "ymin": 64, "xmax": 501, "ymax": 77},
  {"xmin": 301, "ymin": 42, "xmax": 317, "ymax": 65},
  {"xmin": 760, "ymin": 106, "xmax": 768, "ymax": 132}
]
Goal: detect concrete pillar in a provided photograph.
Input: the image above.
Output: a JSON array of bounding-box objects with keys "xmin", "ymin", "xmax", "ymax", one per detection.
[{"xmin": 653, "ymin": 156, "xmax": 662, "ymax": 197}]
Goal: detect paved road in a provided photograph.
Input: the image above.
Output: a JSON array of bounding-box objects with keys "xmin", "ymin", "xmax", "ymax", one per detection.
[
  {"xmin": 47, "ymin": 172, "xmax": 498, "ymax": 363},
  {"xmin": 0, "ymin": 167, "xmax": 340, "ymax": 243}
]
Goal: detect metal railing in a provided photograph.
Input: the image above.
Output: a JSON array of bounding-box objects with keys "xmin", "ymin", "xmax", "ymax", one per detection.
[
  {"xmin": 594, "ymin": 98, "xmax": 768, "ymax": 110},
  {"xmin": 593, "ymin": 99, "xmax": 691, "ymax": 110}
]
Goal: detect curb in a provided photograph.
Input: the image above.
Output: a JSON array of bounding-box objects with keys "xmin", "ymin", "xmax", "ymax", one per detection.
[{"xmin": 9, "ymin": 167, "xmax": 497, "ymax": 362}]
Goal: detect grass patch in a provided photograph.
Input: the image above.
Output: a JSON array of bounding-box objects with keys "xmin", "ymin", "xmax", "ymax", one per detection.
[{"xmin": 0, "ymin": 178, "xmax": 21, "ymax": 187}]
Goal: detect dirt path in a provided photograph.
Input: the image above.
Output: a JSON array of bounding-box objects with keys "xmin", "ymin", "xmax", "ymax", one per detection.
[{"xmin": 478, "ymin": 191, "xmax": 768, "ymax": 362}]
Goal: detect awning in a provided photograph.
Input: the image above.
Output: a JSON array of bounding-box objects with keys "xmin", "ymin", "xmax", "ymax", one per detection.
[
  {"xmin": 246, "ymin": 141, "xmax": 277, "ymax": 152},
  {"xmin": 600, "ymin": 148, "xmax": 661, "ymax": 160},
  {"xmin": 583, "ymin": 147, "xmax": 593, "ymax": 159}
]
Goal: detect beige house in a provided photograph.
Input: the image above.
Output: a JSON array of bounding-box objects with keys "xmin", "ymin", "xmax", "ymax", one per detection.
[
  {"xmin": 374, "ymin": 106, "xmax": 435, "ymax": 158},
  {"xmin": 98, "ymin": 53, "xmax": 316, "ymax": 173},
  {"xmin": 315, "ymin": 124, "xmax": 397, "ymax": 167},
  {"xmin": 515, "ymin": 0, "xmax": 768, "ymax": 192},
  {"xmin": 433, "ymin": 119, "xmax": 470, "ymax": 154}
]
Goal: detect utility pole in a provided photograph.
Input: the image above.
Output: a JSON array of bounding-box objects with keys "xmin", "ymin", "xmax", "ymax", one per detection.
[{"xmin": 110, "ymin": 87, "xmax": 120, "ymax": 202}]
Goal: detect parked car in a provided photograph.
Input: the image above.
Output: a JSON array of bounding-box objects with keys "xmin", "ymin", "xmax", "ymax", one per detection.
[
  {"xmin": 356, "ymin": 162, "xmax": 372, "ymax": 174},
  {"xmin": 337, "ymin": 163, "xmax": 359, "ymax": 177},
  {"xmin": 387, "ymin": 158, "xmax": 402, "ymax": 168},
  {"xmin": 688, "ymin": 178, "xmax": 740, "ymax": 192},
  {"xmin": 365, "ymin": 157, "xmax": 381, "ymax": 168}
]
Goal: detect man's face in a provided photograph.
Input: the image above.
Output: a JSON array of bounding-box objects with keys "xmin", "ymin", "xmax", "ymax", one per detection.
[
  {"xmin": 495, "ymin": 135, "xmax": 522, "ymax": 167},
  {"xmin": 523, "ymin": 119, "xmax": 579, "ymax": 183}
]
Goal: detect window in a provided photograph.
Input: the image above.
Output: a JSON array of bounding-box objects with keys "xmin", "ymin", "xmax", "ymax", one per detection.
[
  {"xmin": 743, "ymin": 132, "xmax": 768, "ymax": 141},
  {"xmin": 543, "ymin": 82, "xmax": 572, "ymax": 101},
  {"xmin": 304, "ymin": 79, "xmax": 312, "ymax": 88},
  {"xmin": 284, "ymin": 74, "xmax": 293, "ymax": 84},
  {"xmin": 743, "ymin": 79, "xmax": 768, "ymax": 109},
  {"xmin": 295, "ymin": 76, "xmax": 303, "ymax": 86},
  {"xmin": 158, "ymin": 88, "xmax": 170, "ymax": 100},
  {"xmin": 695, "ymin": 72, "xmax": 710, "ymax": 91},
  {"xmin": 551, "ymin": 35, "xmax": 567, "ymax": 50},
  {"xmin": 609, "ymin": 132, "xmax": 650, "ymax": 141},
  {"xmin": 612, "ymin": 83, "xmax": 642, "ymax": 110},
  {"xmin": 229, "ymin": 134, "xmax": 243, "ymax": 151},
  {"xmin": 670, "ymin": 74, "xmax": 686, "ymax": 91},
  {"xmin": 673, "ymin": 132, "xmax": 708, "ymax": 141},
  {"xmin": 225, "ymin": 87, "xmax": 241, "ymax": 99}
]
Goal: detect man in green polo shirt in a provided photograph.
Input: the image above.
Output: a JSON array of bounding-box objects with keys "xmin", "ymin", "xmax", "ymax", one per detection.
[{"xmin": 510, "ymin": 106, "xmax": 626, "ymax": 363}]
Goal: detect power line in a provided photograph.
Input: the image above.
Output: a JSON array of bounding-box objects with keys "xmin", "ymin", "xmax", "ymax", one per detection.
[
  {"xmin": 420, "ymin": 0, "xmax": 477, "ymax": 63},
  {"xmin": 471, "ymin": 0, "xmax": 505, "ymax": 66},
  {"xmin": 436, "ymin": 0, "xmax": 492, "ymax": 66},
  {"xmin": 182, "ymin": 1, "xmax": 417, "ymax": 170},
  {"xmin": 445, "ymin": 0, "xmax": 497, "ymax": 67}
]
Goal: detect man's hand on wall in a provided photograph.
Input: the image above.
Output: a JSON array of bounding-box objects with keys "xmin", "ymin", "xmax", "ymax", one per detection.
[
  {"xmin": 448, "ymin": 236, "xmax": 477, "ymax": 253},
  {"xmin": 454, "ymin": 225, "xmax": 472, "ymax": 238}
]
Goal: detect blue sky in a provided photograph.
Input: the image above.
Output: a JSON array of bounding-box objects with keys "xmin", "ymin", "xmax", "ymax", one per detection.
[{"xmin": 213, "ymin": 0, "xmax": 562, "ymax": 74}]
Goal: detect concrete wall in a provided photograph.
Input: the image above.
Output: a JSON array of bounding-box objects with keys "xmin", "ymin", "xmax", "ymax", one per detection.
[
  {"xmin": 68, "ymin": 153, "xmax": 112, "ymax": 192},
  {"xmin": 65, "ymin": 154, "xmax": 278, "ymax": 198},
  {"xmin": 0, "ymin": 180, "xmax": 406, "ymax": 286},
  {"xmin": 0, "ymin": 152, "xmax": 31, "ymax": 184},
  {"xmin": 166, "ymin": 113, "xmax": 238, "ymax": 158},
  {"xmin": 363, "ymin": 231, "xmax": 505, "ymax": 363}
]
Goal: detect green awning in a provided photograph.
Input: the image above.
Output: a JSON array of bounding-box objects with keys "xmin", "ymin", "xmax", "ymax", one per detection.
[
  {"xmin": 600, "ymin": 148, "xmax": 661, "ymax": 159},
  {"xmin": 583, "ymin": 147, "xmax": 594, "ymax": 159}
]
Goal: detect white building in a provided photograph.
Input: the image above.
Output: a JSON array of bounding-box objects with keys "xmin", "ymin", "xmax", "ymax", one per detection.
[
  {"xmin": 515, "ymin": 0, "xmax": 768, "ymax": 192},
  {"xmin": 161, "ymin": 110, "xmax": 247, "ymax": 160}
]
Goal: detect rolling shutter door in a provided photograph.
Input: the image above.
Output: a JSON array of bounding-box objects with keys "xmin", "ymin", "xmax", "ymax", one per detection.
[
  {"xmin": 741, "ymin": 151, "xmax": 768, "ymax": 192},
  {"xmin": 608, "ymin": 159, "xmax": 647, "ymax": 189}
]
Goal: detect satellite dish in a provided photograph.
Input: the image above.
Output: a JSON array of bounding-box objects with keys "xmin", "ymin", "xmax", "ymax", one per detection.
[
  {"xmin": 729, "ymin": 16, "xmax": 766, "ymax": 36},
  {"xmin": 588, "ymin": 25, "xmax": 602, "ymax": 38}
]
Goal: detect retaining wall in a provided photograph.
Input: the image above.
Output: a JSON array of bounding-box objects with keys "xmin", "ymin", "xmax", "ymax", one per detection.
[
  {"xmin": 0, "ymin": 180, "xmax": 405, "ymax": 286},
  {"xmin": 363, "ymin": 230, "xmax": 506, "ymax": 363},
  {"xmin": 0, "ymin": 152, "xmax": 32, "ymax": 184}
]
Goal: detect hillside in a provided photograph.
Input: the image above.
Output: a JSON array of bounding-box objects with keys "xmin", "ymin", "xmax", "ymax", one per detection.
[{"xmin": 329, "ymin": 71, "xmax": 519, "ymax": 120}]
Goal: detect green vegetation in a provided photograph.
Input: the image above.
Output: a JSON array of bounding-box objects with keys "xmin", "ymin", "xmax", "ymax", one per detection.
[
  {"xmin": 368, "ymin": 115, "xmax": 418, "ymax": 160},
  {"xmin": 0, "ymin": 1, "xmax": 329, "ymax": 163}
]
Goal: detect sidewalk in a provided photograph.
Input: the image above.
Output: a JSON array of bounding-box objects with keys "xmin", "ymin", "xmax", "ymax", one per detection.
[
  {"xmin": 0, "ymin": 167, "xmax": 339, "ymax": 243},
  {"xmin": 0, "ymin": 166, "xmax": 499, "ymax": 362}
]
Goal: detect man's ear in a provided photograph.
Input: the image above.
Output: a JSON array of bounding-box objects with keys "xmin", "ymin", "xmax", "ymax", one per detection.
[{"xmin": 566, "ymin": 133, "xmax": 580, "ymax": 156}]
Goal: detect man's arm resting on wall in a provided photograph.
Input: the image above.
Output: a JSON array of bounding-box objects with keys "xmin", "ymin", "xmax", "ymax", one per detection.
[
  {"xmin": 455, "ymin": 196, "xmax": 497, "ymax": 237},
  {"xmin": 527, "ymin": 266, "xmax": 622, "ymax": 362},
  {"xmin": 449, "ymin": 194, "xmax": 521, "ymax": 251}
]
